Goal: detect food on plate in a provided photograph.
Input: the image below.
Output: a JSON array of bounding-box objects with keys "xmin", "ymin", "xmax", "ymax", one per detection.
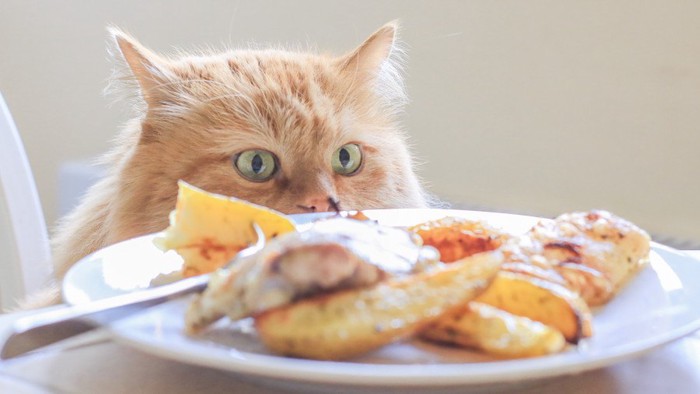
[
  {"xmin": 411, "ymin": 211, "xmax": 650, "ymax": 307},
  {"xmin": 187, "ymin": 215, "xmax": 501, "ymax": 360},
  {"xmin": 154, "ymin": 181, "xmax": 296, "ymax": 277},
  {"xmin": 474, "ymin": 271, "xmax": 593, "ymax": 343},
  {"xmin": 409, "ymin": 216, "xmax": 508, "ymax": 262},
  {"xmin": 185, "ymin": 217, "xmax": 441, "ymax": 333},
  {"xmin": 254, "ymin": 251, "xmax": 503, "ymax": 360},
  {"xmin": 421, "ymin": 301, "xmax": 566, "ymax": 358},
  {"xmin": 413, "ymin": 210, "xmax": 648, "ymax": 352},
  {"xmin": 499, "ymin": 261, "xmax": 568, "ymax": 286},
  {"xmin": 174, "ymin": 192, "xmax": 650, "ymax": 361},
  {"xmin": 527, "ymin": 210, "xmax": 651, "ymax": 306}
]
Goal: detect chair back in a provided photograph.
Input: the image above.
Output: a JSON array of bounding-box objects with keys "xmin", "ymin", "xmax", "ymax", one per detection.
[{"xmin": 0, "ymin": 92, "xmax": 53, "ymax": 310}]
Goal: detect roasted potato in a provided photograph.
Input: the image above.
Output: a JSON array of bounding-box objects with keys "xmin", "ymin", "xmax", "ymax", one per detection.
[
  {"xmin": 475, "ymin": 271, "xmax": 593, "ymax": 343},
  {"xmin": 421, "ymin": 301, "xmax": 566, "ymax": 358},
  {"xmin": 254, "ymin": 251, "xmax": 504, "ymax": 360},
  {"xmin": 409, "ymin": 217, "xmax": 507, "ymax": 262},
  {"xmin": 155, "ymin": 181, "xmax": 296, "ymax": 276}
]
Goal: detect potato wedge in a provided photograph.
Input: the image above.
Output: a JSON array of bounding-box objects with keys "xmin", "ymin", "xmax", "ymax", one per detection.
[
  {"xmin": 422, "ymin": 301, "xmax": 566, "ymax": 358},
  {"xmin": 154, "ymin": 181, "xmax": 296, "ymax": 276},
  {"xmin": 254, "ymin": 251, "xmax": 504, "ymax": 360},
  {"xmin": 409, "ymin": 217, "xmax": 507, "ymax": 262},
  {"xmin": 476, "ymin": 271, "xmax": 593, "ymax": 343}
]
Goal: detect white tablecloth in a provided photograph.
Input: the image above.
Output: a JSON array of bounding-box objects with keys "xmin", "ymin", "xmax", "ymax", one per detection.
[{"xmin": 1, "ymin": 251, "xmax": 699, "ymax": 394}]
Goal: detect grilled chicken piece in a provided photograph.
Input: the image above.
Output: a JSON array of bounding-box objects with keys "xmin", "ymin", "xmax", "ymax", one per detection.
[
  {"xmin": 409, "ymin": 210, "xmax": 651, "ymax": 307},
  {"xmin": 507, "ymin": 210, "xmax": 651, "ymax": 306},
  {"xmin": 185, "ymin": 217, "xmax": 440, "ymax": 332}
]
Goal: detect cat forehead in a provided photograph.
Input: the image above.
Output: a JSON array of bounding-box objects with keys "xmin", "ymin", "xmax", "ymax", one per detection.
[
  {"xmin": 147, "ymin": 48, "xmax": 397, "ymax": 155},
  {"xmin": 168, "ymin": 50, "xmax": 359, "ymax": 138},
  {"xmin": 210, "ymin": 105, "xmax": 358, "ymax": 156},
  {"xmin": 171, "ymin": 49, "xmax": 338, "ymax": 85},
  {"xmin": 171, "ymin": 51, "xmax": 347, "ymax": 110}
]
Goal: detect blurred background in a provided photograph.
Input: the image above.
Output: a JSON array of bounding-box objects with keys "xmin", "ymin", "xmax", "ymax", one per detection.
[{"xmin": 1, "ymin": 0, "xmax": 698, "ymax": 246}]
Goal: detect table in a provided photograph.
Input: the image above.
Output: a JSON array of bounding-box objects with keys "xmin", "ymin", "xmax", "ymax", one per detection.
[{"xmin": 1, "ymin": 251, "xmax": 699, "ymax": 394}]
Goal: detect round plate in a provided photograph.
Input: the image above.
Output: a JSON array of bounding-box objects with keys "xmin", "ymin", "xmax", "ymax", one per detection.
[{"xmin": 62, "ymin": 209, "xmax": 700, "ymax": 392}]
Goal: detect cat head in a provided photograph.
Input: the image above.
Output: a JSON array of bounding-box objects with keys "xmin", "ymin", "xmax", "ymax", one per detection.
[{"xmin": 110, "ymin": 22, "xmax": 429, "ymax": 215}]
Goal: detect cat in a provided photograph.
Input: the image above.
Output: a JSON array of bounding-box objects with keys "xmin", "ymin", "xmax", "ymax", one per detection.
[{"xmin": 24, "ymin": 21, "xmax": 431, "ymax": 308}]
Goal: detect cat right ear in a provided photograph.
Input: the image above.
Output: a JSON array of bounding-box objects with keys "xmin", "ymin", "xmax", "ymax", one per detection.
[
  {"xmin": 336, "ymin": 21, "xmax": 407, "ymax": 112},
  {"xmin": 109, "ymin": 27, "xmax": 170, "ymax": 106},
  {"xmin": 337, "ymin": 21, "xmax": 400, "ymax": 78}
]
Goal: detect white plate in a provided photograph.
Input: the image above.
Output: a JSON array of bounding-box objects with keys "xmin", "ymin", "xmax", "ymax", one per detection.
[{"xmin": 63, "ymin": 209, "xmax": 700, "ymax": 392}]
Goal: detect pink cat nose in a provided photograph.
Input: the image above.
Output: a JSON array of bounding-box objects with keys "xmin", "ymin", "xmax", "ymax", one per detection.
[{"xmin": 297, "ymin": 196, "xmax": 340, "ymax": 213}]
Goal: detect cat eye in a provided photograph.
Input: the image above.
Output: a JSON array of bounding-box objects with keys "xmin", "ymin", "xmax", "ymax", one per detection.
[
  {"xmin": 234, "ymin": 150, "xmax": 277, "ymax": 182},
  {"xmin": 331, "ymin": 143, "xmax": 362, "ymax": 176}
]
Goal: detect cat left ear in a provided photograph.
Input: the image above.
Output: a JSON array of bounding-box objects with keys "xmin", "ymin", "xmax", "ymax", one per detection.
[
  {"xmin": 109, "ymin": 27, "xmax": 171, "ymax": 105},
  {"xmin": 337, "ymin": 21, "xmax": 399, "ymax": 77}
]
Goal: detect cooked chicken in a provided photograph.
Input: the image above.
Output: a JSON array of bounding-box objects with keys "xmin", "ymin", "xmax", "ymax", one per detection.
[
  {"xmin": 410, "ymin": 210, "xmax": 651, "ymax": 306},
  {"xmin": 185, "ymin": 217, "xmax": 440, "ymax": 332},
  {"xmin": 526, "ymin": 210, "xmax": 651, "ymax": 305}
]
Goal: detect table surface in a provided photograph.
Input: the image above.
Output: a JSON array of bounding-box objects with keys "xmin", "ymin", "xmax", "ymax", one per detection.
[{"xmin": 1, "ymin": 251, "xmax": 699, "ymax": 394}]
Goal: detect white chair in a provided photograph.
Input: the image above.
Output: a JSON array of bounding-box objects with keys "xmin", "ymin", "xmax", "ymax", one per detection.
[{"xmin": 0, "ymin": 92, "xmax": 53, "ymax": 310}]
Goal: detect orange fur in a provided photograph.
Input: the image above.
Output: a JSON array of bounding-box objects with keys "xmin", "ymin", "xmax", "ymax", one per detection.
[{"xmin": 35, "ymin": 22, "xmax": 430, "ymax": 307}]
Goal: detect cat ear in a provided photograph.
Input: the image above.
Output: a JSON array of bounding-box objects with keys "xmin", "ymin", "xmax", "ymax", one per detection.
[
  {"xmin": 337, "ymin": 21, "xmax": 399, "ymax": 77},
  {"xmin": 337, "ymin": 21, "xmax": 407, "ymax": 111},
  {"xmin": 109, "ymin": 27, "xmax": 171, "ymax": 105}
]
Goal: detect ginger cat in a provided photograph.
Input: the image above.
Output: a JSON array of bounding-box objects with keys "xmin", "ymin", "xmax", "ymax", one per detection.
[{"xmin": 27, "ymin": 22, "xmax": 430, "ymax": 307}]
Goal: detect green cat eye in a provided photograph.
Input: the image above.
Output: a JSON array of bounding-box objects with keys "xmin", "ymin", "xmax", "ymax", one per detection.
[
  {"xmin": 234, "ymin": 150, "xmax": 277, "ymax": 182},
  {"xmin": 331, "ymin": 143, "xmax": 362, "ymax": 176}
]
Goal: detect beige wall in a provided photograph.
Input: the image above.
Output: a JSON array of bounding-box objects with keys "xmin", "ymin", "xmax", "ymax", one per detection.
[{"xmin": 1, "ymin": 0, "xmax": 698, "ymax": 245}]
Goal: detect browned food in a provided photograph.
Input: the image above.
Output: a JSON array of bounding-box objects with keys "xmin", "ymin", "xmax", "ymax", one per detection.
[
  {"xmin": 421, "ymin": 301, "xmax": 566, "ymax": 358},
  {"xmin": 155, "ymin": 181, "xmax": 296, "ymax": 277},
  {"xmin": 499, "ymin": 261, "xmax": 567, "ymax": 286},
  {"xmin": 344, "ymin": 210, "xmax": 370, "ymax": 221},
  {"xmin": 475, "ymin": 271, "xmax": 593, "ymax": 343},
  {"xmin": 409, "ymin": 216, "xmax": 509, "ymax": 262},
  {"xmin": 254, "ymin": 251, "xmax": 503, "ymax": 360},
  {"xmin": 185, "ymin": 217, "xmax": 440, "ymax": 333},
  {"xmin": 522, "ymin": 210, "xmax": 651, "ymax": 305},
  {"xmin": 184, "ymin": 207, "xmax": 650, "ymax": 361},
  {"xmin": 418, "ymin": 210, "xmax": 649, "ymax": 355}
]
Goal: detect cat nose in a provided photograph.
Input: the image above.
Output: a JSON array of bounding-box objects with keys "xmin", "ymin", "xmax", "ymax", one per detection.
[{"xmin": 297, "ymin": 196, "xmax": 338, "ymax": 212}]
